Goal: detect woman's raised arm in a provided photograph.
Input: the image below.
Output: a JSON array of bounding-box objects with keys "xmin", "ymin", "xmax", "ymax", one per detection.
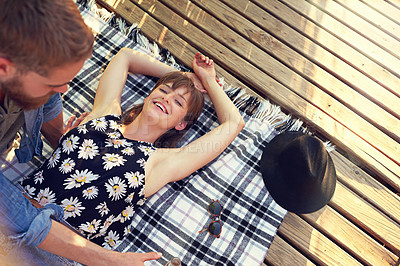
[
  {"xmin": 145, "ymin": 53, "xmax": 245, "ymax": 196},
  {"xmin": 88, "ymin": 48, "xmax": 177, "ymax": 120}
]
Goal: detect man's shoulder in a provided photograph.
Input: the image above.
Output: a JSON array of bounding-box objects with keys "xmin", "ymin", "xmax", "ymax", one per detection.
[{"xmin": 44, "ymin": 93, "xmax": 62, "ymax": 108}]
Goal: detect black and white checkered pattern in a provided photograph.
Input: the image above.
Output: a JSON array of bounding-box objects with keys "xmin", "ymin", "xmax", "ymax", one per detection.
[{"xmin": 0, "ymin": 4, "xmax": 297, "ymax": 265}]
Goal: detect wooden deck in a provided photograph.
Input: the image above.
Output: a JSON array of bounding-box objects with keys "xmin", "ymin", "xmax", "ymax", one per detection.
[{"xmin": 96, "ymin": 0, "xmax": 400, "ymax": 265}]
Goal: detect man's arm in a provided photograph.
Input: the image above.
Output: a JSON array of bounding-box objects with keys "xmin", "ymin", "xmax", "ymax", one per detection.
[
  {"xmin": 41, "ymin": 111, "xmax": 64, "ymax": 149},
  {"xmin": 39, "ymin": 221, "xmax": 162, "ymax": 265}
]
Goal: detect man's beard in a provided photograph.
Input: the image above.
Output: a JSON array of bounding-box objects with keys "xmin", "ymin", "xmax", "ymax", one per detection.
[{"xmin": 0, "ymin": 76, "xmax": 55, "ymax": 110}]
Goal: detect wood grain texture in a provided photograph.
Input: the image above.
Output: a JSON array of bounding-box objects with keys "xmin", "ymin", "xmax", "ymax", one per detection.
[
  {"xmin": 331, "ymin": 182, "xmax": 400, "ymax": 253},
  {"xmin": 301, "ymin": 205, "xmax": 398, "ymax": 265},
  {"xmin": 280, "ymin": 0, "xmax": 400, "ymax": 77},
  {"xmin": 264, "ymin": 235, "xmax": 315, "ymax": 266},
  {"xmin": 279, "ymin": 213, "xmax": 361, "ymax": 265}
]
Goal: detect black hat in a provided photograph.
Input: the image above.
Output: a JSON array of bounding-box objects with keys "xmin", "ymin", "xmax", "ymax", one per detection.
[{"xmin": 260, "ymin": 131, "xmax": 336, "ymax": 214}]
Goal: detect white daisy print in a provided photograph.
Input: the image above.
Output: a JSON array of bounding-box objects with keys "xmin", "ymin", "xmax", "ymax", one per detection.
[
  {"xmin": 33, "ymin": 170, "xmax": 44, "ymax": 184},
  {"xmin": 136, "ymin": 158, "xmax": 146, "ymax": 168},
  {"xmin": 138, "ymin": 145, "xmax": 155, "ymax": 156},
  {"xmin": 24, "ymin": 185, "xmax": 36, "ymax": 197},
  {"xmin": 107, "ymin": 131, "xmax": 121, "ymax": 139},
  {"xmin": 95, "ymin": 202, "xmax": 110, "ymax": 217},
  {"xmin": 122, "ymin": 147, "xmax": 135, "ymax": 156},
  {"xmin": 82, "ymin": 186, "xmax": 99, "ymax": 199},
  {"xmin": 105, "ymin": 138, "xmax": 129, "ymax": 148},
  {"xmin": 118, "ymin": 205, "xmax": 134, "ymax": 223},
  {"xmin": 123, "ymin": 225, "xmax": 132, "ymax": 236},
  {"xmin": 124, "ymin": 171, "xmax": 144, "ymax": 188},
  {"xmin": 79, "ymin": 219, "xmax": 101, "ymax": 234},
  {"xmin": 137, "ymin": 198, "xmax": 146, "ymax": 206},
  {"xmin": 102, "ymin": 153, "xmax": 126, "ymax": 171},
  {"xmin": 61, "ymin": 197, "xmax": 85, "ymax": 218},
  {"xmin": 34, "ymin": 187, "xmax": 56, "ymax": 205},
  {"xmin": 125, "ymin": 192, "xmax": 134, "ymax": 203},
  {"xmin": 139, "ymin": 187, "xmax": 146, "ymax": 197},
  {"xmin": 62, "ymin": 135, "xmax": 79, "ymax": 154},
  {"xmin": 105, "ymin": 176, "xmax": 127, "ymax": 201},
  {"xmin": 109, "ymin": 120, "xmax": 121, "ymax": 130},
  {"xmin": 99, "ymin": 215, "xmax": 116, "ymax": 235},
  {"xmin": 64, "ymin": 169, "xmax": 100, "ymax": 189},
  {"xmin": 77, "ymin": 124, "xmax": 88, "ymax": 134},
  {"xmin": 78, "ymin": 139, "xmax": 99, "ymax": 160},
  {"xmin": 59, "ymin": 158, "xmax": 75, "ymax": 174},
  {"xmin": 91, "ymin": 117, "xmax": 107, "ymax": 132},
  {"xmin": 102, "ymin": 230, "xmax": 120, "ymax": 249},
  {"xmin": 48, "ymin": 148, "xmax": 61, "ymax": 168}
]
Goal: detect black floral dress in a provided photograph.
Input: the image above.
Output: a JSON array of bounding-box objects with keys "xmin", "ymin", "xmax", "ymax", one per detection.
[{"xmin": 20, "ymin": 114, "xmax": 156, "ymax": 248}]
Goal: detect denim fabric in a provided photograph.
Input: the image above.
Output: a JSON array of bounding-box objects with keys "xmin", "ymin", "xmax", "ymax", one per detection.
[
  {"xmin": 0, "ymin": 93, "xmax": 69, "ymax": 264},
  {"xmin": 15, "ymin": 93, "xmax": 63, "ymax": 163},
  {"xmin": 0, "ymin": 173, "xmax": 77, "ymax": 265},
  {"xmin": 0, "ymin": 173, "xmax": 64, "ymax": 246}
]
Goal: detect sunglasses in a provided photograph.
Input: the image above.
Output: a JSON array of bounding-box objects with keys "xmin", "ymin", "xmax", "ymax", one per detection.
[{"xmin": 198, "ymin": 200, "xmax": 222, "ymax": 238}]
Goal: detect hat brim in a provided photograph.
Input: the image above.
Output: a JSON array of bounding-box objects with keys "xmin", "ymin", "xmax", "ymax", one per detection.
[{"xmin": 260, "ymin": 132, "xmax": 336, "ymax": 214}]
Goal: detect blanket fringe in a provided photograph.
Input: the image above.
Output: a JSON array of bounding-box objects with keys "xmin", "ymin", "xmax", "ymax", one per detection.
[{"xmin": 225, "ymin": 87, "xmax": 306, "ymax": 133}]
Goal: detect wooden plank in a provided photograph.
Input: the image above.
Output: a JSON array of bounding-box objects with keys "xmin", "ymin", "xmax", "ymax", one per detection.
[
  {"xmin": 99, "ymin": 0, "xmax": 400, "ymax": 193},
  {"xmin": 331, "ymin": 181, "xmax": 400, "ymax": 254},
  {"xmin": 380, "ymin": 1, "xmax": 400, "ymax": 16},
  {"xmin": 362, "ymin": 0, "xmax": 400, "ymax": 25},
  {"xmin": 279, "ymin": 213, "xmax": 362, "ymax": 265},
  {"xmin": 301, "ymin": 205, "xmax": 398, "ymax": 265},
  {"xmin": 211, "ymin": 0, "xmax": 400, "ymax": 119},
  {"xmin": 184, "ymin": 0, "xmax": 400, "ymax": 141},
  {"xmin": 279, "ymin": 0, "xmax": 400, "ymax": 78},
  {"xmin": 265, "ymin": 235, "xmax": 315, "ymax": 266},
  {"xmin": 251, "ymin": 0, "xmax": 400, "ymax": 100},
  {"xmin": 335, "ymin": 0, "xmax": 400, "ymax": 41},
  {"xmin": 307, "ymin": 0, "xmax": 400, "ymax": 59},
  {"xmin": 331, "ymin": 150, "xmax": 400, "ymax": 226}
]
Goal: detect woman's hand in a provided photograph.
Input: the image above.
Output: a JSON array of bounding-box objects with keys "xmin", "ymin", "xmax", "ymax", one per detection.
[{"xmin": 192, "ymin": 52, "xmax": 216, "ymax": 85}]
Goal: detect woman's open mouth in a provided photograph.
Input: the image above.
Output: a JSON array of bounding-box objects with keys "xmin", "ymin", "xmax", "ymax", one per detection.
[{"xmin": 154, "ymin": 102, "xmax": 168, "ymax": 114}]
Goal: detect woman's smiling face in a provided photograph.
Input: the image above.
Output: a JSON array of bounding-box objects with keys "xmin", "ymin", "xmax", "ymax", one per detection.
[{"xmin": 144, "ymin": 83, "xmax": 191, "ymax": 131}]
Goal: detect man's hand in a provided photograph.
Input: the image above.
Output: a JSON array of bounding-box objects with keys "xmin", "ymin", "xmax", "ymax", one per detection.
[{"xmin": 63, "ymin": 112, "xmax": 89, "ymax": 135}]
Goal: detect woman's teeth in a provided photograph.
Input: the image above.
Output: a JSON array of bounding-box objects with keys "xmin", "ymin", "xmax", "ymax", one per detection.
[{"xmin": 155, "ymin": 102, "xmax": 166, "ymax": 113}]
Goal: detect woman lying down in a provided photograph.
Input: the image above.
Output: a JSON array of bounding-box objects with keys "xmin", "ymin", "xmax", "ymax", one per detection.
[{"xmin": 19, "ymin": 48, "xmax": 245, "ymax": 248}]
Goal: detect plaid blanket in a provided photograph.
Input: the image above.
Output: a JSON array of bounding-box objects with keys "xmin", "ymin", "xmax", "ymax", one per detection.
[{"xmin": 0, "ymin": 2, "xmax": 305, "ymax": 265}]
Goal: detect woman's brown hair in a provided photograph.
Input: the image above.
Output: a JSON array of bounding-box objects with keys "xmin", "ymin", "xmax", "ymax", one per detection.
[{"xmin": 121, "ymin": 71, "xmax": 204, "ymax": 148}]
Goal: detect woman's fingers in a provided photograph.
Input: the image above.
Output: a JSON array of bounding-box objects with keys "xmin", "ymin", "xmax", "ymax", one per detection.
[{"xmin": 197, "ymin": 52, "xmax": 213, "ymax": 65}]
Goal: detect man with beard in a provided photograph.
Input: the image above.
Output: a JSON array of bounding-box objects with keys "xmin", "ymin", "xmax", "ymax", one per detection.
[{"xmin": 0, "ymin": 0, "xmax": 162, "ymax": 264}]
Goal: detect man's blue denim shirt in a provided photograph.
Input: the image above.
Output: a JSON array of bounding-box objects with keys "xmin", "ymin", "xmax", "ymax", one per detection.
[
  {"xmin": 15, "ymin": 93, "xmax": 63, "ymax": 163},
  {"xmin": 0, "ymin": 92, "xmax": 70, "ymax": 264}
]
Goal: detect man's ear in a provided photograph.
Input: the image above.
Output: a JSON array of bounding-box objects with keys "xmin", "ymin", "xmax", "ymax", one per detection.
[
  {"xmin": 175, "ymin": 120, "xmax": 188, "ymax": 131},
  {"xmin": 0, "ymin": 57, "xmax": 16, "ymax": 78}
]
